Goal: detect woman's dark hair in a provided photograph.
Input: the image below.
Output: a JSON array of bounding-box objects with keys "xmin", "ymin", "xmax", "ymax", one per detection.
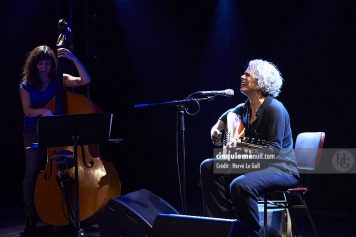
[{"xmin": 21, "ymin": 45, "xmax": 57, "ymax": 89}]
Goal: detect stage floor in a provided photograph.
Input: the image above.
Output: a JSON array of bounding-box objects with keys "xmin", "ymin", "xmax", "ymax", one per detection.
[{"xmin": 0, "ymin": 200, "xmax": 355, "ymax": 237}]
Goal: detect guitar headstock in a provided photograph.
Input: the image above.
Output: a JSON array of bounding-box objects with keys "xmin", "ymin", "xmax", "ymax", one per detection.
[
  {"xmin": 240, "ymin": 137, "xmax": 270, "ymax": 146},
  {"xmin": 224, "ymin": 136, "xmax": 270, "ymax": 150}
]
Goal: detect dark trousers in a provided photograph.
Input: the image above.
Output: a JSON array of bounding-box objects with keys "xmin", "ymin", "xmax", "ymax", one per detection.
[
  {"xmin": 23, "ymin": 133, "xmax": 46, "ymax": 217},
  {"xmin": 200, "ymin": 158, "xmax": 299, "ymax": 232}
]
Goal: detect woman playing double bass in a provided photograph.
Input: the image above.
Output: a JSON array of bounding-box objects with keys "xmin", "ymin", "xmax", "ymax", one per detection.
[{"xmin": 19, "ymin": 45, "xmax": 91, "ymax": 235}]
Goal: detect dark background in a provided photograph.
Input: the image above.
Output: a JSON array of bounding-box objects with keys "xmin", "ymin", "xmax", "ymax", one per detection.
[{"xmin": 1, "ymin": 0, "xmax": 356, "ymax": 228}]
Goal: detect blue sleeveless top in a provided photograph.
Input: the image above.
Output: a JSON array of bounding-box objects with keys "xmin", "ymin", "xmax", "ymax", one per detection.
[{"xmin": 20, "ymin": 80, "xmax": 57, "ymax": 133}]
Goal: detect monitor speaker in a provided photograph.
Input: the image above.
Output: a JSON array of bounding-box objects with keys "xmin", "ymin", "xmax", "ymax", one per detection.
[{"xmin": 98, "ymin": 189, "xmax": 179, "ymax": 237}]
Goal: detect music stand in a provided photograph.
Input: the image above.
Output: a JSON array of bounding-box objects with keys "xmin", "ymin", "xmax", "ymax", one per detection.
[{"xmin": 37, "ymin": 112, "xmax": 113, "ymax": 237}]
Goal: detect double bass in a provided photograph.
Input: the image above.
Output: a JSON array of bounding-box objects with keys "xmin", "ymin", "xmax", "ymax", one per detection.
[{"xmin": 34, "ymin": 19, "xmax": 121, "ymax": 226}]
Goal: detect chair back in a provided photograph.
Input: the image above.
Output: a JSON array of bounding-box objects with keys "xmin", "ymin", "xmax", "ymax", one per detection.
[{"xmin": 294, "ymin": 132, "xmax": 325, "ymax": 171}]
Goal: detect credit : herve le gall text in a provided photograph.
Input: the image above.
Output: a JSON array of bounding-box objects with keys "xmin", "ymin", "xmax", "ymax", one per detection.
[{"xmin": 216, "ymin": 161, "xmax": 262, "ymax": 170}]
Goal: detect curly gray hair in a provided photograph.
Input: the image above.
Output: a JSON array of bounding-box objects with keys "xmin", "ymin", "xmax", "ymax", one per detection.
[{"xmin": 247, "ymin": 59, "xmax": 283, "ymax": 98}]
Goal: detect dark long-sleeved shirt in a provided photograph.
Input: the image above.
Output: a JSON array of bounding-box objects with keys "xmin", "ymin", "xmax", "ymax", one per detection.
[{"xmin": 219, "ymin": 96, "xmax": 299, "ymax": 176}]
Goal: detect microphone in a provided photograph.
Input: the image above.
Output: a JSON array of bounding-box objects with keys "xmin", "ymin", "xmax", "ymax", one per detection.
[{"xmin": 198, "ymin": 89, "xmax": 234, "ymax": 97}]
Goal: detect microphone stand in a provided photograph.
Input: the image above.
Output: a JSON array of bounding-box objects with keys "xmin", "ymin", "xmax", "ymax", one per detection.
[{"xmin": 135, "ymin": 96, "xmax": 214, "ymax": 214}]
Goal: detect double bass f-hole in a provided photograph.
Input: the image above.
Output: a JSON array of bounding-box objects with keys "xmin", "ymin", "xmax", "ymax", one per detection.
[
  {"xmin": 44, "ymin": 149, "xmax": 74, "ymax": 180},
  {"xmin": 71, "ymin": 135, "xmax": 94, "ymax": 168},
  {"xmin": 80, "ymin": 145, "xmax": 94, "ymax": 168},
  {"xmin": 44, "ymin": 159, "xmax": 53, "ymax": 180}
]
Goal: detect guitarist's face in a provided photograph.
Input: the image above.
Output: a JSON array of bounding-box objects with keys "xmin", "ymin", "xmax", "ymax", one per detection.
[{"xmin": 240, "ymin": 70, "xmax": 259, "ymax": 96}]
